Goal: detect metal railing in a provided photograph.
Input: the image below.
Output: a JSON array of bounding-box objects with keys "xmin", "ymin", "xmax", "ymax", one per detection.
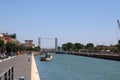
[{"xmin": 0, "ymin": 66, "xmax": 14, "ymax": 80}]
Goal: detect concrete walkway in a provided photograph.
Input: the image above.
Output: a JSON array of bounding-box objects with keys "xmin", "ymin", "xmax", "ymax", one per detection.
[
  {"xmin": 0, "ymin": 54, "xmax": 31, "ymax": 80},
  {"xmin": 0, "ymin": 53, "xmax": 40, "ymax": 80}
]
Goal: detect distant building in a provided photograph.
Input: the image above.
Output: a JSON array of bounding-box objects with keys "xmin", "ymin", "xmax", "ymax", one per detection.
[
  {"xmin": 0, "ymin": 33, "xmax": 20, "ymax": 44},
  {"xmin": 24, "ymin": 40, "xmax": 35, "ymax": 48}
]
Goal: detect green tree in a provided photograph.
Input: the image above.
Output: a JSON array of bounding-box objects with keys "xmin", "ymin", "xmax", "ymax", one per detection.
[
  {"xmin": 34, "ymin": 46, "xmax": 41, "ymax": 51},
  {"xmin": 86, "ymin": 43, "xmax": 94, "ymax": 52},
  {"xmin": 74, "ymin": 43, "xmax": 82, "ymax": 52},
  {"xmin": 62, "ymin": 44, "xmax": 67, "ymax": 51},
  {"xmin": 66, "ymin": 42, "xmax": 74, "ymax": 51},
  {"xmin": 0, "ymin": 40, "xmax": 5, "ymax": 53},
  {"xmin": 86, "ymin": 43, "xmax": 94, "ymax": 49},
  {"xmin": 10, "ymin": 33, "xmax": 16, "ymax": 39},
  {"xmin": 117, "ymin": 40, "xmax": 120, "ymax": 53},
  {"xmin": 26, "ymin": 47, "xmax": 33, "ymax": 51},
  {"xmin": 17, "ymin": 44, "xmax": 25, "ymax": 52},
  {"xmin": 6, "ymin": 42, "xmax": 16, "ymax": 53}
]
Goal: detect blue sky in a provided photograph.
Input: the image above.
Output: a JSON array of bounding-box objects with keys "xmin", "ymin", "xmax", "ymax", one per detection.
[{"xmin": 0, "ymin": 0, "xmax": 120, "ymax": 48}]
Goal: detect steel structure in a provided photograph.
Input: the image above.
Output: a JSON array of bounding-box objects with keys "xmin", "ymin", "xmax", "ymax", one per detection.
[{"xmin": 38, "ymin": 37, "xmax": 58, "ymax": 50}]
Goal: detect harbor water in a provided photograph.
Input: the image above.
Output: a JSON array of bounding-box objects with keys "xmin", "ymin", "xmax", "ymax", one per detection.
[{"xmin": 35, "ymin": 53, "xmax": 120, "ymax": 80}]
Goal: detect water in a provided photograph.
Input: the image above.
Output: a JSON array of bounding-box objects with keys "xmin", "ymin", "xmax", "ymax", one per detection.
[{"xmin": 35, "ymin": 54, "xmax": 120, "ymax": 80}]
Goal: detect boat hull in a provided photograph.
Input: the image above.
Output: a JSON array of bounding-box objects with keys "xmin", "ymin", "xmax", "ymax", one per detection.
[{"xmin": 40, "ymin": 56, "xmax": 53, "ymax": 61}]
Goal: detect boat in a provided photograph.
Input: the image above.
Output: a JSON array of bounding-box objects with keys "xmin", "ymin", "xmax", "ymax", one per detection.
[
  {"xmin": 55, "ymin": 51, "xmax": 65, "ymax": 54},
  {"xmin": 40, "ymin": 53, "xmax": 53, "ymax": 61}
]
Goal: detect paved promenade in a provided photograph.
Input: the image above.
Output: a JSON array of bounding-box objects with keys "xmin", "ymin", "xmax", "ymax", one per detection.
[{"xmin": 0, "ymin": 53, "xmax": 40, "ymax": 80}]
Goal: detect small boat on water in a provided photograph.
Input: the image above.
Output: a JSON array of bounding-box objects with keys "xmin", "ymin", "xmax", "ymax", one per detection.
[{"xmin": 40, "ymin": 53, "xmax": 53, "ymax": 61}]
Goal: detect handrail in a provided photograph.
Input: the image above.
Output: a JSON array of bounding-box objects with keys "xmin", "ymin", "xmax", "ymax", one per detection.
[{"xmin": 0, "ymin": 66, "xmax": 14, "ymax": 77}]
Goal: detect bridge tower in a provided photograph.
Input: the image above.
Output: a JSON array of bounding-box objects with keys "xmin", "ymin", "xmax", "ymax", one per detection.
[
  {"xmin": 55, "ymin": 38, "xmax": 58, "ymax": 50},
  {"xmin": 38, "ymin": 37, "xmax": 41, "ymax": 47},
  {"xmin": 38, "ymin": 37, "xmax": 58, "ymax": 50}
]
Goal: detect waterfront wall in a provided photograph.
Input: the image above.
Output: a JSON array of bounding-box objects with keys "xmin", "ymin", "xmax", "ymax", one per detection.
[
  {"xmin": 31, "ymin": 53, "xmax": 40, "ymax": 80},
  {"xmin": 57, "ymin": 52, "xmax": 120, "ymax": 61}
]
